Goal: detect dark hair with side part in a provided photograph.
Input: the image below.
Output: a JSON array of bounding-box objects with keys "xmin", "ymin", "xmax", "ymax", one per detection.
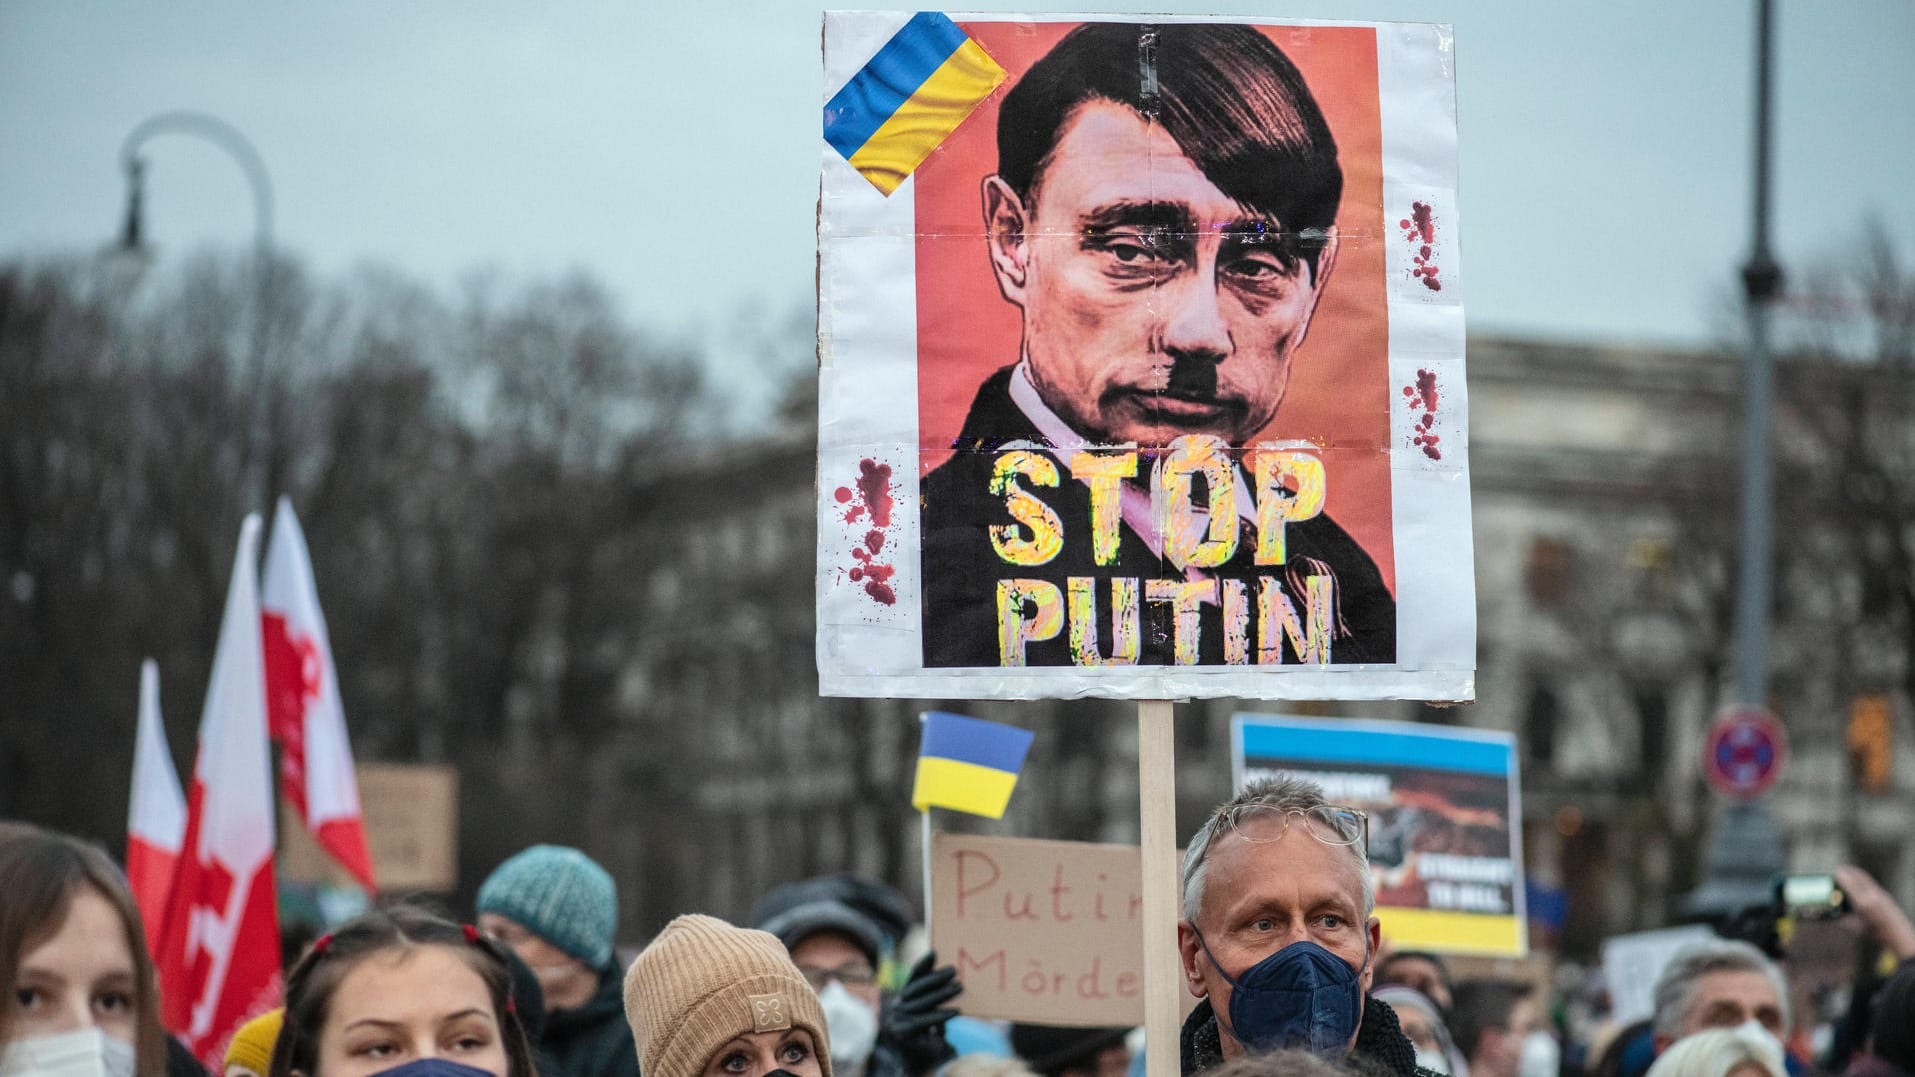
[
  {"xmin": 268, "ymin": 904, "xmax": 537, "ymax": 1077},
  {"xmin": 0, "ymin": 822, "xmax": 167, "ymax": 1077},
  {"xmin": 995, "ymin": 22, "xmax": 1343, "ymax": 276},
  {"xmin": 1449, "ymin": 979, "xmax": 1531, "ymax": 1061}
]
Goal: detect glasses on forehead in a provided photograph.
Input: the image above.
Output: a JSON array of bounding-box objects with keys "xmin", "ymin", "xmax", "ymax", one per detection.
[{"xmin": 1230, "ymin": 804, "xmax": 1368, "ymax": 854}]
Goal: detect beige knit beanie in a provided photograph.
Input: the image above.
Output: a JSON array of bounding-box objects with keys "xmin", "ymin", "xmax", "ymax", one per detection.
[{"xmin": 624, "ymin": 913, "xmax": 833, "ymax": 1077}]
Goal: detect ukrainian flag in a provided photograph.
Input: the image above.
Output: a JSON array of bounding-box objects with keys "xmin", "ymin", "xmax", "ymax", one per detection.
[
  {"xmin": 824, "ymin": 12, "xmax": 1006, "ymax": 195},
  {"xmin": 911, "ymin": 711, "xmax": 1034, "ymax": 818}
]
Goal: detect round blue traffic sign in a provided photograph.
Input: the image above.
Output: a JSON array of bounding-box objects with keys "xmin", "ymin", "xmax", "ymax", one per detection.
[{"xmin": 1703, "ymin": 707, "xmax": 1788, "ymax": 798}]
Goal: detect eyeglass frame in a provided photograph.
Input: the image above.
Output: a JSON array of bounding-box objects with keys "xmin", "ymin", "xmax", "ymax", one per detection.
[
  {"xmin": 797, "ymin": 961, "xmax": 879, "ymax": 992},
  {"xmin": 1219, "ymin": 803, "xmax": 1369, "ymax": 856}
]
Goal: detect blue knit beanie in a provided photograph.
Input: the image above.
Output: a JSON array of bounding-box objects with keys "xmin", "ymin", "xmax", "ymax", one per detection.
[{"xmin": 477, "ymin": 844, "xmax": 617, "ymax": 967}]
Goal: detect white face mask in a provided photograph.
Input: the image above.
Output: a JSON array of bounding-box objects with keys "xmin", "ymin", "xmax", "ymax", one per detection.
[
  {"xmin": 0, "ymin": 1027, "xmax": 137, "ymax": 1077},
  {"xmin": 1415, "ymin": 1047, "xmax": 1452, "ymax": 1075},
  {"xmin": 816, "ymin": 979, "xmax": 880, "ymax": 1069},
  {"xmin": 1735, "ymin": 1018, "xmax": 1786, "ymax": 1060},
  {"xmin": 1518, "ymin": 1030, "xmax": 1559, "ymax": 1077}
]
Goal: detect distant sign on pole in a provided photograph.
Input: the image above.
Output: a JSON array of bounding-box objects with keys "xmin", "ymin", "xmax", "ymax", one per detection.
[
  {"xmin": 1232, "ymin": 713, "xmax": 1526, "ymax": 956},
  {"xmin": 1703, "ymin": 706, "xmax": 1787, "ymax": 799},
  {"xmin": 928, "ymin": 832, "xmax": 1195, "ymax": 1027}
]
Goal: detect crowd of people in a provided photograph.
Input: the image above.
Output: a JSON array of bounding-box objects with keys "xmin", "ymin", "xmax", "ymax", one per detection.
[{"xmin": 5, "ymin": 779, "xmax": 1914, "ymax": 1077}]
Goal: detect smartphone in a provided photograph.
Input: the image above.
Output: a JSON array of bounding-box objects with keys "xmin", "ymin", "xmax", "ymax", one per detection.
[{"xmin": 1775, "ymin": 874, "xmax": 1853, "ymax": 920}]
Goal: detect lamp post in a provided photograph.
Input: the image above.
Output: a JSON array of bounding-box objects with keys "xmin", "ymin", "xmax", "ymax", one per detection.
[
  {"xmin": 1687, "ymin": 0, "xmax": 1789, "ymax": 923},
  {"xmin": 1733, "ymin": 0, "xmax": 1784, "ymax": 710},
  {"xmin": 117, "ymin": 111, "xmax": 276, "ymax": 511}
]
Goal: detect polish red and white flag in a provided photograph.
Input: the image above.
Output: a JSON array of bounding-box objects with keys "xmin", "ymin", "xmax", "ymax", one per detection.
[
  {"xmin": 261, "ymin": 497, "xmax": 376, "ymax": 890},
  {"xmin": 156, "ymin": 514, "xmax": 282, "ymax": 1069},
  {"xmin": 127, "ymin": 657, "xmax": 185, "ymax": 952}
]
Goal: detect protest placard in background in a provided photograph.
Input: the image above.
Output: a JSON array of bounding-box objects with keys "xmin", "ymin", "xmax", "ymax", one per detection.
[
  {"xmin": 1600, "ymin": 925, "xmax": 1717, "ymax": 1025},
  {"xmin": 1233, "ymin": 713, "xmax": 1526, "ymax": 956},
  {"xmin": 928, "ymin": 832, "xmax": 1195, "ymax": 1026},
  {"xmin": 817, "ymin": 13, "xmax": 1472, "ymax": 700},
  {"xmin": 279, "ymin": 763, "xmax": 457, "ymax": 891}
]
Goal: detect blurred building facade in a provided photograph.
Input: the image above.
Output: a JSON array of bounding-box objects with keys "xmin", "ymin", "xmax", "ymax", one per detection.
[{"xmin": 567, "ymin": 334, "xmax": 1915, "ymax": 958}]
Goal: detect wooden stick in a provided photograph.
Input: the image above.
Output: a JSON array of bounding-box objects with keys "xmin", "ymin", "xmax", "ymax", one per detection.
[
  {"xmin": 1137, "ymin": 699, "xmax": 1180, "ymax": 1076},
  {"xmin": 921, "ymin": 808, "xmax": 934, "ymax": 940}
]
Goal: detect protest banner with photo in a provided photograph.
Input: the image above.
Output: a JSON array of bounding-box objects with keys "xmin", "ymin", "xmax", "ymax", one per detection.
[
  {"xmin": 928, "ymin": 832, "xmax": 1194, "ymax": 1026},
  {"xmin": 817, "ymin": 13, "xmax": 1472, "ymax": 700},
  {"xmin": 1232, "ymin": 713, "xmax": 1526, "ymax": 955}
]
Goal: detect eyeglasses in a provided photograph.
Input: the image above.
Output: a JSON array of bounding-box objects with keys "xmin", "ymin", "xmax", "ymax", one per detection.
[
  {"xmin": 799, "ymin": 962, "xmax": 878, "ymax": 991},
  {"xmin": 1228, "ymin": 804, "xmax": 1368, "ymax": 854}
]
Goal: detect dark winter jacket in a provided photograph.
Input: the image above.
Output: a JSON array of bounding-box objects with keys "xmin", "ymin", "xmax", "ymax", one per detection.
[
  {"xmin": 1179, "ymin": 994, "xmax": 1443, "ymax": 1077},
  {"xmin": 542, "ymin": 963, "xmax": 640, "ymax": 1077}
]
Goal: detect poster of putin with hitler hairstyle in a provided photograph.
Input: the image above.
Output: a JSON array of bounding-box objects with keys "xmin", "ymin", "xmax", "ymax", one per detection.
[{"xmin": 817, "ymin": 14, "xmax": 1472, "ymax": 702}]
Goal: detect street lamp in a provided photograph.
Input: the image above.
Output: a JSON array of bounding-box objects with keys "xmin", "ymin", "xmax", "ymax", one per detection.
[
  {"xmin": 1687, "ymin": 0, "xmax": 1789, "ymax": 923},
  {"xmin": 115, "ymin": 110, "xmax": 277, "ymax": 510}
]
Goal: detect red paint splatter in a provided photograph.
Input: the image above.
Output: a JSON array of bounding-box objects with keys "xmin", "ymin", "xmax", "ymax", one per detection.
[
  {"xmin": 1401, "ymin": 369, "xmax": 1444, "ymax": 461},
  {"xmin": 1410, "ymin": 202, "xmax": 1435, "ymax": 243},
  {"xmin": 1414, "ymin": 369, "xmax": 1439, "ymax": 413},
  {"xmin": 856, "ymin": 459, "xmax": 893, "ymax": 528},
  {"xmin": 838, "ymin": 459, "xmax": 898, "ymax": 606},
  {"xmin": 1401, "ymin": 201, "xmax": 1442, "ymax": 291}
]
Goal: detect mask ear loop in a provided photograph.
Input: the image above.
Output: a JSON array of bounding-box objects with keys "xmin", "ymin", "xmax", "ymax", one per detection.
[{"xmin": 1189, "ymin": 927, "xmax": 1247, "ymax": 991}]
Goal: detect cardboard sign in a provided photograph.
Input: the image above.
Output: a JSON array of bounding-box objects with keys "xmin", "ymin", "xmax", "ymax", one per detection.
[
  {"xmin": 1233, "ymin": 713, "xmax": 1525, "ymax": 956},
  {"xmin": 278, "ymin": 763, "xmax": 457, "ymax": 891},
  {"xmin": 929, "ymin": 832, "xmax": 1193, "ymax": 1026},
  {"xmin": 817, "ymin": 13, "xmax": 1474, "ymax": 700}
]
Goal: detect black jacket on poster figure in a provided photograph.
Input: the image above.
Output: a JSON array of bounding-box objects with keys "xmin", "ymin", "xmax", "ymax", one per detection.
[
  {"xmin": 1179, "ymin": 994, "xmax": 1443, "ymax": 1077},
  {"xmin": 920, "ymin": 365, "xmax": 1397, "ymax": 668},
  {"xmin": 542, "ymin": 963, "xmax": 641, "ymax": 1077}
]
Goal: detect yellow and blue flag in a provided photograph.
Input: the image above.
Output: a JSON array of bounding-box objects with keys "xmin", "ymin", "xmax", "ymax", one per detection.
[
  {"xmin": 824, "ymin": 12, "xmax": 1006, "ymax": 195},
  {"xmin": 911, "ymin": 711, "xmax": 1034, "ymax": 818}
]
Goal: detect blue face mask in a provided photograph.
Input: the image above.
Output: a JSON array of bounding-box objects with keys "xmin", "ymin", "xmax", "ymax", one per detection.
[
  {"xmin": 1196, "ymin": 933, "xmax": 1367, "ymax": 1055},
  {"xmin": 371, "ymin": 1060, "xmax": 501, "ymax": 1077}
]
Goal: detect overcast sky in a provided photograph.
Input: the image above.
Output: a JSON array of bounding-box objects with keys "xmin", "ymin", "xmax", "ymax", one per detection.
[{"xmin": 3, "ymin": 1, "xmax": 1912, "ymax": 405}]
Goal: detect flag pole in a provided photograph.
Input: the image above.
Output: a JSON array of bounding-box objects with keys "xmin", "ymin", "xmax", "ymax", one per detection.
[
  {"xmin": 1137, "ymin": 699, "xmax": 1179, "ymax": 1077},
  {"xmin": 921, "ymin": 807, "xmax": 935, "ymax": 940}
]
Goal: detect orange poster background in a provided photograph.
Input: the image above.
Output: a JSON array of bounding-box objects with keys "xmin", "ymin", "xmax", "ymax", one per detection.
[{"xmin": 911, "ymin": 21, "xmax": 1393, "ymax": 595}]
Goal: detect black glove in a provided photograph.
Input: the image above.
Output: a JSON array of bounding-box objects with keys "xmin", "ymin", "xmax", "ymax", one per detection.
[{"xmin": 880, "ymin": 951, "xmax": 963, "ymax": 1076}]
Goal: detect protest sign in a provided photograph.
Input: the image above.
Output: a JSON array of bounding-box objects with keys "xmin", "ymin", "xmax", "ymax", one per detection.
[
  {"xmin": 929, "ymin": 832, "xmax": 1193, "ymax": 1026},
  {"xmin": 1601, "ymin": 926, "xmax": 1717, "ymax": 1025},
  {"xmin": 279, "ymin": 763, "xmax": 457, "ymax": 891},
  {"xmin": 1233, "ymin": 713, "xmax": 1525, "ymax": 955},
  {"xmin": 817, "ymin": 14, "xmax": 1473, "ymax": 700}
]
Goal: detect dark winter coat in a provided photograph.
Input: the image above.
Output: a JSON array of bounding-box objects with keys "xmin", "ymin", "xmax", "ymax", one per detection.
[
  {"xmin": 1179, "ymin": 994, "xmax": 1443, "ymax": 1077},
  {"xmin": 542, "ymin": 963, "xmax": 641, "ymax": 1077}
]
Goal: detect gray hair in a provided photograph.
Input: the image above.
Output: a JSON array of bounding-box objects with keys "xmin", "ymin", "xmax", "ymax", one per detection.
[
  {"xmin": 1649, "ymin": 939, "xmax": 1791, "ymax": 1042},
  {"xmin": 1180, "ymin": 776, "xmax": 1374, "ymax": 925}
]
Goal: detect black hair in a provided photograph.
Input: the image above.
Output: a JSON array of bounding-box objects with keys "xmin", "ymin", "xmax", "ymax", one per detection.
[
  {"xmin": 996, "ymin": 23, "xmax": 1342, "ymax": 270},
  {"xmin": 269, "ymin": 904, "xmax": 537, "ymax": 1077}
]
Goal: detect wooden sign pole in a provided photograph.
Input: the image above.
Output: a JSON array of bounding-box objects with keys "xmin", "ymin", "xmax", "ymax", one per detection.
[{"xmin": 1137, "ymin": 699, "xmax": 1180, "ymax": 1075}]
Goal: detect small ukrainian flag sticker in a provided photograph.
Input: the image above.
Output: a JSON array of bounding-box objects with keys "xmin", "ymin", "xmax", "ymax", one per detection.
[
  {"xmin": 912, "ymin": 711, "xmax": 1034, "ymax": 819},
  {"xmin": 824, "ymin": 12, "xmax": 1006, "ymax": 195}
]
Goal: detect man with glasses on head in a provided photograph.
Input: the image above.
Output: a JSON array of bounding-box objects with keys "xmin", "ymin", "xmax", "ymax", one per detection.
[{"xmin": 1178, "ymin": 776, "xmax": 1438, "ymax": 1076}]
